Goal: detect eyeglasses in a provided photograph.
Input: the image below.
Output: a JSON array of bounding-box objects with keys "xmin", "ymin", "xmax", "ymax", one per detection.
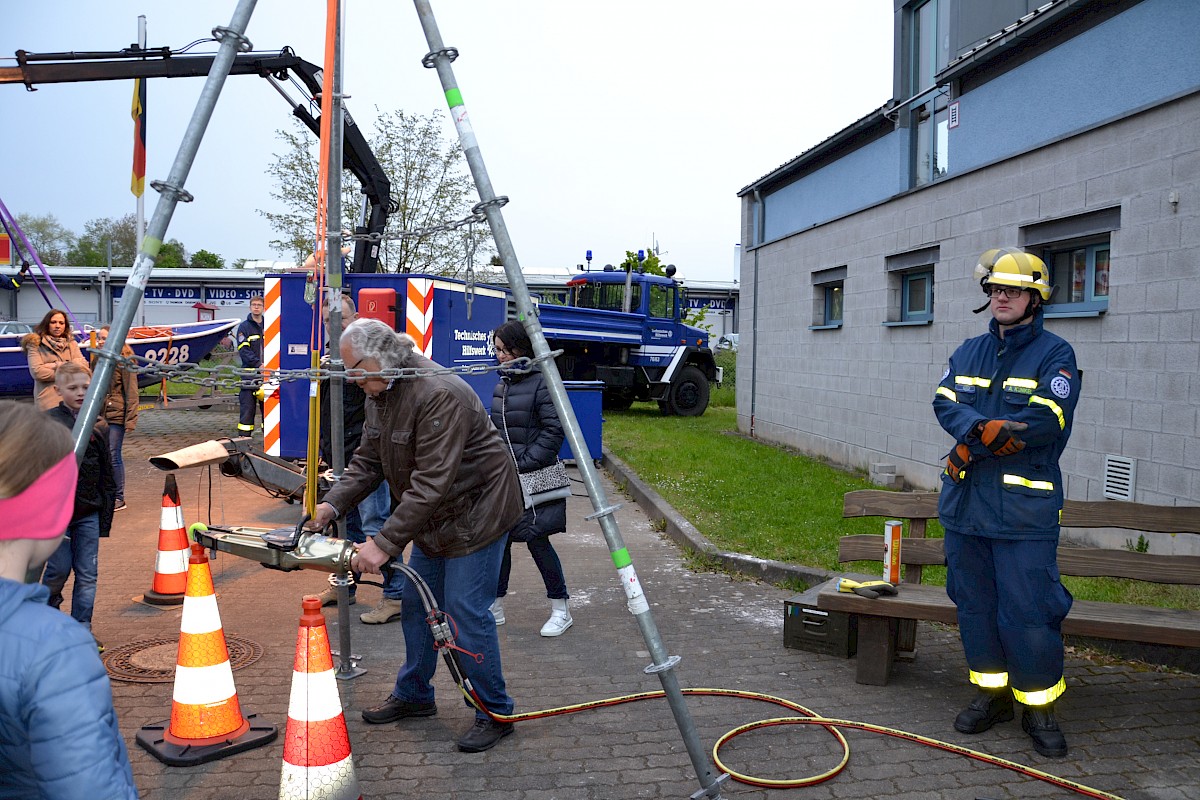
[
  {"xmin": 494, "ymin": 343, "xmax": 516, "ymax": 357},
  {"xmin": 347, "ymin": 357, "xmax": 366, "ymax": 371},
  {"xmin": 985, "ymin": 285, "xmax": 1026, "ymax": 299}
]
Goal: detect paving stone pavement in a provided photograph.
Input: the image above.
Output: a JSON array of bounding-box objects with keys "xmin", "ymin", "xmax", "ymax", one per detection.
[{"xmin": 72, "ymin": 408, "xmax": 1200, "ymax": 800}]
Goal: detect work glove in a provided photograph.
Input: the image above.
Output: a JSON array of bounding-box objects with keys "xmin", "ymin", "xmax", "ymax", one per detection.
[
  {"xmin": 837, "ymin": 578, "xmax": 898, "ymax": 599},
  {"xmin": 975, "ymin": 419, "xmax": 1028, "ymax": 456},
  {"xmin": 945, "ymin": 443, "xmax": 972, "ymax": 484}
]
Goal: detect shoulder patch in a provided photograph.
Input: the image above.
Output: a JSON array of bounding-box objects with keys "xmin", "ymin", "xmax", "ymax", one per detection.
[
  {"xmin": 1050, "ymin": 375, "xmax": 1071, "ymax": 399},
  {"xmin": 940, "ymin": 366, "xmax": 950, "ymax": 382}
]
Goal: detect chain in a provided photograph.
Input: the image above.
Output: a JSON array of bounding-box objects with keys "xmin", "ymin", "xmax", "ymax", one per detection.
[
  {"xmin": 343, "ymin": 197, "xmax": 507, "ymax": 244},
  {"xmin": 92, "ymin": 346, "xmax": 556, "ymax": 392}
]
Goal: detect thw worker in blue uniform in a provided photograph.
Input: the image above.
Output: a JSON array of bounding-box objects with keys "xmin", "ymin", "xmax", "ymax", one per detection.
[
  {"xmin": 235, "ymin": 294, "xmax": 265, "ymax": 435},
  {"xmin": 933, "ymin": 248, "xmax": 1080, "ymax": 758}
]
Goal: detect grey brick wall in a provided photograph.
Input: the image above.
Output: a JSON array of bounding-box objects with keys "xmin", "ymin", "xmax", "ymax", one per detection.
[{"xmin": 737, "ymin": 92, "xmax": 1200, "ymax": 508}]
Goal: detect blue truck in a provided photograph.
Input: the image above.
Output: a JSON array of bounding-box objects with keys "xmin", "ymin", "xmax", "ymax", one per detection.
[
  {"xmin": 264, "ymin": 265, "xmax": 720, "ymax": 462},
  {"xmin": 537, "ymin": 265, "xmax": 721, "ymax": 416}
]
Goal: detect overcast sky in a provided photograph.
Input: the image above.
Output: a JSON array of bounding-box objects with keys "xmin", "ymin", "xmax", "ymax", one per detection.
[{"xmin": 2, "ymin": 1, "xmax": 893, "ymax": 283}]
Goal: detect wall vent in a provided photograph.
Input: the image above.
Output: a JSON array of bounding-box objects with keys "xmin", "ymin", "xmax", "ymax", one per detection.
[{"xmin": 1102, "ymin": 455, "xmax": 1135, "ymax": 501}]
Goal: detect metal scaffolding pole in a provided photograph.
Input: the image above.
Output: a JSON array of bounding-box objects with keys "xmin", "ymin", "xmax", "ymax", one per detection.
[
  {"xmin": 321, "ymin": 0, "xmax": 365, "ymax": 681},
  {"xmin": 74, "ymin": 0, "xmax": 259, "ymax": 458},
  {"xmin": 410, "ymin": 2, "xmax": 728, "ymax": 797}
]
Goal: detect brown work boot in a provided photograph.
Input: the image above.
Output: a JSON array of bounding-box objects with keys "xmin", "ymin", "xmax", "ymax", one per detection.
[
  {"xmin": 314, "ymin": 585, "xmax": 355, "ymax": 607},
  {"xmin": 954, "ymin": 688, "xmax": 1014, "ymax": 734},
  {"xmin": 359, "ymin": 597, "xmax": 403, "ymax": 625}
]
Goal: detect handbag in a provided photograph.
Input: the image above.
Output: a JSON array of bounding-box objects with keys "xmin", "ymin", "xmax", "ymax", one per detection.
[{"xmin": 500, "ymin": 384, "xmax": 570, "ymax": 507}]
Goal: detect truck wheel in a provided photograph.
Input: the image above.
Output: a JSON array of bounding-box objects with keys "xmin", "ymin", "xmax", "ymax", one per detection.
[{"xmin": 667, "ymin": 365, "xmax": 709, "ymax": 417}]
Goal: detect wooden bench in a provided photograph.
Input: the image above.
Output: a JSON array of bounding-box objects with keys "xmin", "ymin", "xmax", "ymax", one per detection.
[{"xmin": 816, "ymin": 489, "xmax": 1200, "ymax": 685}]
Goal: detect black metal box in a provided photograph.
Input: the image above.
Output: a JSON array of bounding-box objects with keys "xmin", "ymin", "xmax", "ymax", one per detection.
[{"xmin": 783, "ymin": 580, "xmax": 857, "ymax": 658}]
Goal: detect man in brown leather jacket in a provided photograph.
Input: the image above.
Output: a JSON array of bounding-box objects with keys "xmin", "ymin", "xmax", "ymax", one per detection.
[{"xmin": 308, "ymin": 317, "xmax": 524, "ymax": 753}]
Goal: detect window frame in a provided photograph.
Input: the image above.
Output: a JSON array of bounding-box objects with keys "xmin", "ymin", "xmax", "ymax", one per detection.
[
  {"xmin": 1036, "ymin": 236, "xmax": 1111, "ymax": 316},
  {"xmin": 809, "ymin": 266, "xmax": 846, "ymax": 331},
  {"xmin": 901, "ymin": 269, "xmax": 935, "ymax": 322},
  {"xmin": 824, "ymin": 283, "xmax": 844, "ymax": 327}
]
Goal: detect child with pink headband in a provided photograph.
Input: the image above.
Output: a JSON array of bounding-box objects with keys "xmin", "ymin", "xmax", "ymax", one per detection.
[{"xmin": 0, "ymin": 400, "xmax": 138, "ymax": 799}]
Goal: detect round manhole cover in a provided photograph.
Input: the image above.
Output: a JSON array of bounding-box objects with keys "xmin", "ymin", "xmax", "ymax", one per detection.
[{"xmin": 103, "ymin": 634, "xmax": 264, "ymax": 683}]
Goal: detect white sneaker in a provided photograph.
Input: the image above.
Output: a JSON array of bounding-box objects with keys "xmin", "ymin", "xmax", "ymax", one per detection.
[
  {"xmin": 489, "ymin": 598, "xmax": 505, "ymax": 626},
  {"xmin": 540, "ymin": 599, "xmax": 573, "ymax": 637}
]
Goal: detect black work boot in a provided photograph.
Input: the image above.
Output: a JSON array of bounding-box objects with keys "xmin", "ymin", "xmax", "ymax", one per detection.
[
  {"xmin": 954, "ymin": 688, "xmax": 1014, "ymax": 734},
  {"xmin": 1022, "ymin": 704, "xmax": 1068, "ymax": 757}
]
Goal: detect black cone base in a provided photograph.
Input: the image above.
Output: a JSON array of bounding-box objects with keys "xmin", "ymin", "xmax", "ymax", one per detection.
[
  {"xmin": 139, "ymin": 589, "xmax": 185, "ymax": 606},
  {"xmin": 136, "ymin": 711, "xmax": 277, "ymax": 767}
]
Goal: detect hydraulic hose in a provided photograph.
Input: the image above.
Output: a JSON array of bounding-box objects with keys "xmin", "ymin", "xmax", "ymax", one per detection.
[
  {"xmin": 385, "ymin": 563, "xmax": 1124, "ymax": 799},
  {"xmin": 190, "ymin": 523, "xmax": 1124, "ymax": 799}
]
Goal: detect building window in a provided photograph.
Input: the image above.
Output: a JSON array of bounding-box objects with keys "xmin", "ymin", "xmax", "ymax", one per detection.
[
  {"xmin": 1037, "ymin": 238, "xmax": 1110, "ymax": 314},
  {"xmin": 824, "ymin": 284, "xmax": 844, "ymax": 326},
  {"xmin": 902, "ymin": 270, "xmax": 934, "ymax": 322},
  {"xmin": 905, "ymin": 0, "xmax": 951, "ymax": 188},
  {"xmin": 911, "ymin": 0, "xmax": 950, "ymax": 95},
  {"xmin": 885, "ymin": 246, "xmax": 938, "ymax": 325},
  {"xmin": 912, "ymin": 92, "xmax": 950, "ymax": 187},
  {"xmin": 810, "ymin": 266, "xmax": 846, "ymax": 330},
  {"xmin": 1022, "ymin": 207, "xmax": 1119, "ymax": 316}
]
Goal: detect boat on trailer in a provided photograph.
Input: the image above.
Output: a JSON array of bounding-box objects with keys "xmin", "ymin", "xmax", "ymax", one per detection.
[{"xmin": 0, "ymin": 317, "xmax": 239, "ymax": 397}]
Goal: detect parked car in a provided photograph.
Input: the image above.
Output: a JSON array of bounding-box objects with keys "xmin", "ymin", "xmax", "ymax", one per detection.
[
  {"xmin": 0, "ymin": 321, "xmax": 32, "ymax": 335},
  {"xmin": 716, "ymin": 333, "xmax": 739, "ymax": 352}
]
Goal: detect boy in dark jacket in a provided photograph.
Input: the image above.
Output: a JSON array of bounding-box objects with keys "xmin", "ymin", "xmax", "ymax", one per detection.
[{"xmin": 40, "ymin": 361, "xmax": 116, "ymax": 651}]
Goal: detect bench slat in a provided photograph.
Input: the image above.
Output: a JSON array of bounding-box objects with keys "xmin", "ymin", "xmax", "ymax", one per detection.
[
  {"xmin": 816, "ymin": 584, "xmax": 1200, "ymax": 648},
  {"xmin": 838, "ymin": 535, "xmax": 1200, "ymax": 585},
  {"xmin": 842, "ymin": 491, "xmax": 1200, "ymax": 536},
  {"xmin": 843, "ymin": 490, "xmax": 939, "ymax": 519},
  {"xmin": 1061, "ymin": 499, "xmax": 1200, "ymax": 534}
]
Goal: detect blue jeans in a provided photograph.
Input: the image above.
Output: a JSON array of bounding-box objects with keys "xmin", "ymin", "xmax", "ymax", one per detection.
[
  {"xmin": 497, "ymin": 536, "xmax": 569, "ymax": 600},
  {"xmin": 107, "ymin": 424, "xmax": 126, "ymax": 501},
  {"xmin": 41, "ymin": 512, "xmax": 100, "ymax": 628},
  {"xmin": 392, "ymin": 537, "xmax": 513, "ymax": 719},
  {"xmin": 359, "ymin": 482, "xmax": 405, "ymax": 599}
]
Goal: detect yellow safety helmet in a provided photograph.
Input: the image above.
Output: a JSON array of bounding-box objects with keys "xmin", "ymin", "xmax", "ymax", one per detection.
[{"xmin": 974, "ymin": 247, "xmax": 1052, "ymax": 301}]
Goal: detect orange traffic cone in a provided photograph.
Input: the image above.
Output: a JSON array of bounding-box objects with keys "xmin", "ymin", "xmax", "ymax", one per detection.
[
  {"xmin": 140, "ymin": 474, "xmax": 190, "ymax": 605},
  {"xmin": 137, "ymin": 543, "xmax": 277, "ymax": 766},
  {"xmin": 279, "ymin": 596, "xmax": 362, "ymax": 800}
]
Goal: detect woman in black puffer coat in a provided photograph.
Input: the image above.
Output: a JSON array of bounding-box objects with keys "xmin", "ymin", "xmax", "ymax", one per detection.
[{"xmin": 488, "ymin": 320, "xmax": 573, "ymax": 637}]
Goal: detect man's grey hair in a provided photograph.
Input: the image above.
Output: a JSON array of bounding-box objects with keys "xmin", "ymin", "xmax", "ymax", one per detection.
[{"xmin": 342, "ymin": 318, "xmax": 417, "ymax": 370}]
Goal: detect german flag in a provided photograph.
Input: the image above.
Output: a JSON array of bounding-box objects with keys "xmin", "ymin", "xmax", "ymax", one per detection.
[{"xmin": 131, "ymin": 78, "xmax": 146, "ymax": 197}]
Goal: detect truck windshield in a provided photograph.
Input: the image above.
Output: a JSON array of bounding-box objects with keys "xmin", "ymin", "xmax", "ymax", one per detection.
[{"xmin": 574, "ymin": 282, "xmax": 641, "ymax": 312}]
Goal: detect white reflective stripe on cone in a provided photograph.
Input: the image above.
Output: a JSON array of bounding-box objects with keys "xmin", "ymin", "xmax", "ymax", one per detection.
[
  {"xmin": 279, "ymin": 756, "xmax": 360, "ymax": 800},
  {"xmin": 160, "ymin": 505, "xmax": 185, "ymax": 530},
  {"xmin": 172, "ymin": 663, "xmax": 237, "ymax": 705},
  {"xmin": 287, "ymin": 669, "xmax": 344, "ymax": 723},
  {"xmin": 154, "ymin": 549, "xmax": 189, "ymax": 575},
  {"xmin": 179, "ymin": 594, "xmax": 223, "ymax": 635}
]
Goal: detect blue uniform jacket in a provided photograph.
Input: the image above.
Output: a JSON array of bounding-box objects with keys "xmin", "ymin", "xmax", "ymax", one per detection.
[
  {"xmin": 933, "ymin": 313, "xmax": 1080, "ymax": 540},
  {"xmin": 0, "ymin": 579, "xmax": 138, "ymax": 799},
  {"xmin": 235, "ymin": 314, "xmax": 264, "ymax": 370}
]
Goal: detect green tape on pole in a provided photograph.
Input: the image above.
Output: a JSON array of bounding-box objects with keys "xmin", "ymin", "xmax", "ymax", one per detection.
[
  {"xmin": 611, "ymin": 548, "xmax": 632, "ymax": 569},
  {"xmin": 445, "ymin": 87, "xmax": 463, "ymax": 108},
  {"xmin": 142, "ymin": 237, "xmax": 162, "ymax": 256}
]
